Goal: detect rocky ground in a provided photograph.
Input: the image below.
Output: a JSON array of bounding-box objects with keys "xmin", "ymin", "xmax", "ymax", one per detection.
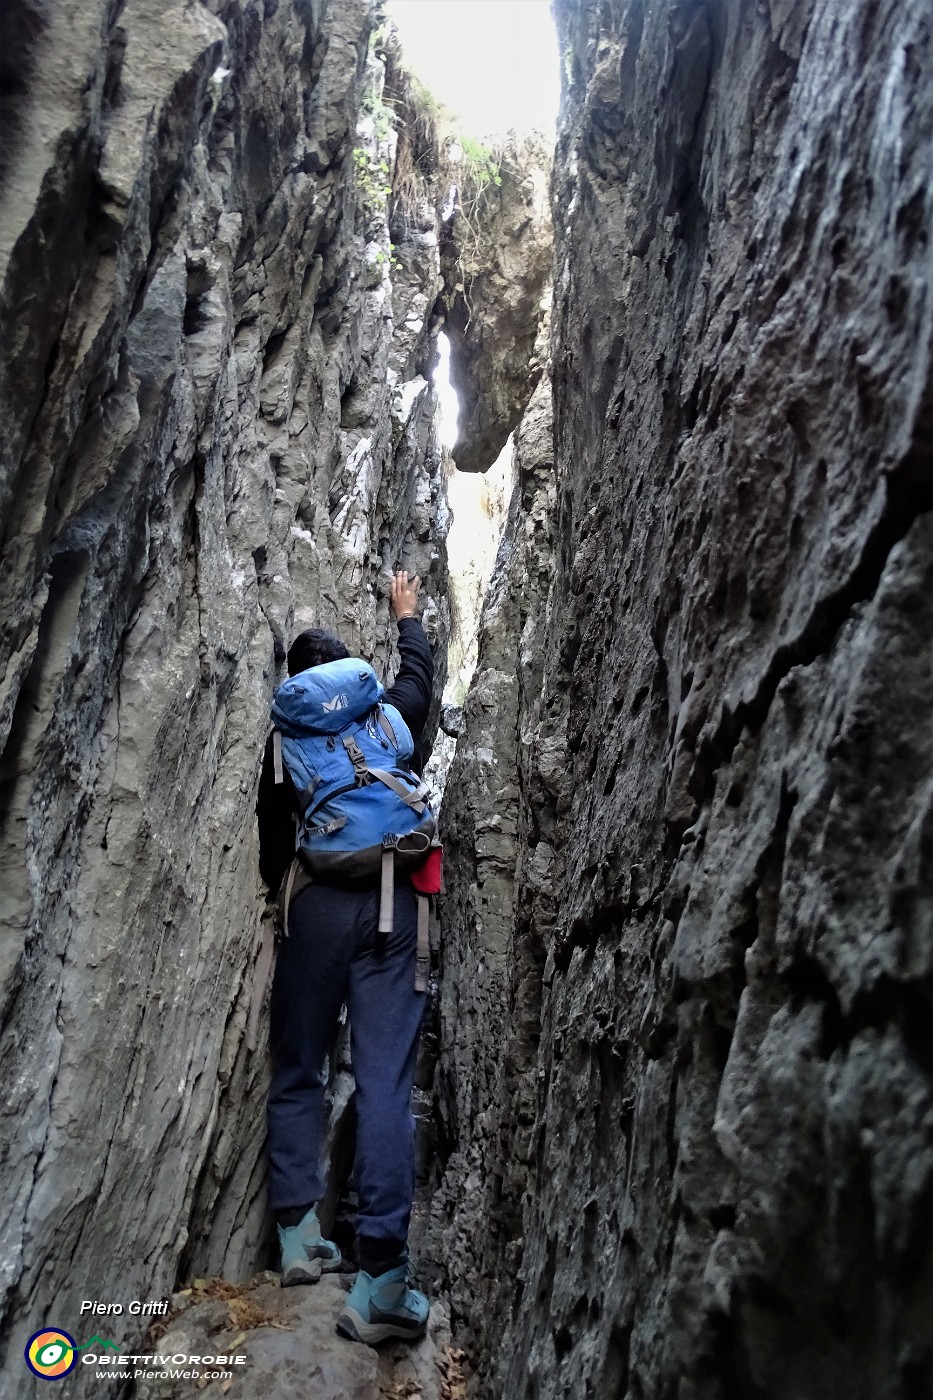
[{"xmin": 132, "ymin": 1274, "xmax": 465, "ymax": 1400}]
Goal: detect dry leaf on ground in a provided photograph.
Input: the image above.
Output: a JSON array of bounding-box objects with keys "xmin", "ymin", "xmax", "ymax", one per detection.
[
  {"xmin": 436, "ymin": 1344, "xmax": 469, "ymax": 1400},
  {"xmin": 225, "ymin": 1295, "xmax": 288, "ymax": 1332},
  {"xmin": 380, "ymin": 1380, "xmax": 423, "ymax": 1399}
]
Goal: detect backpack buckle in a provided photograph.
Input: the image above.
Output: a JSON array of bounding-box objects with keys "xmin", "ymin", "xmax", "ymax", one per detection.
[{"xmin": 342, "ymin": 732, "xmax": 372, "ymax": 786}]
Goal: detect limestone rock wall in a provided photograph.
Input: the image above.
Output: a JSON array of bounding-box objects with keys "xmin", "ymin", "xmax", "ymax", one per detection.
[
  {"xmin": 0, "ymin": 0, "xmax": 449, "ymax": 1389},
  {"xmin": 419, "ymin": 371, "xmax": 555, "ymax": 1308},
  {"xmin": 433, "ymin": 2, "xmax": 933, "ymax": 1397}
]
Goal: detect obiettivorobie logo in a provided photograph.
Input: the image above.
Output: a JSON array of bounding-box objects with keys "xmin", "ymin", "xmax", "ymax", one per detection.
[
  {"xmin": 25, "ymin": 1327, "xmax": 246, "ymax": 1382},
  {"xmin": 24, "ymin": 1330, "xmax": 119, "ymax": 1380}
]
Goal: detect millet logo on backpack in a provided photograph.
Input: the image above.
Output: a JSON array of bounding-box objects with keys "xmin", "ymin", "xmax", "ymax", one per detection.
[{"xmin": 322, "ymin": 693, "xmax": 349, "ymax": 712}]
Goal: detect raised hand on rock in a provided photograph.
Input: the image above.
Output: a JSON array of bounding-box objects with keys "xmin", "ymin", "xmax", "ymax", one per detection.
[{"xmin": 390, "ymin": 569, "xmax": 421, "ymax": 621}]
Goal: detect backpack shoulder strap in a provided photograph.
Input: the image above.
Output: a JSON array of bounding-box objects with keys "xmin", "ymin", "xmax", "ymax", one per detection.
[
  {"xmin": 376, "ymin": 707, "xmax": 398, "ymax": 749},
  {"xmin": 273, "ymin": 729, "xmax": 284, "ymax": 785}
]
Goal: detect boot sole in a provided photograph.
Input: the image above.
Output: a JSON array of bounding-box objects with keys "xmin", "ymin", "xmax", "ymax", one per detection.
[
  {"xmin": 281, "ymin": 1249, "xmax": 342, "ymax": 1287},
  {"xmin": 336, "ymin": 1305, "xmax": 427, "ymax": 1347},
  {"xmin": 282, "ymin": 1259, "xmax": 323, "ymax": 1286},
  {"xmin": 282, "ymin": 1254, "xmax": 344, "ymax": 1282}
]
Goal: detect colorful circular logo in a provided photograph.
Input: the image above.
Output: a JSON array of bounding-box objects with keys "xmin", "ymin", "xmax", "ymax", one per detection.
[{"xmin": 24, "ymin": 1329, "xmax": 78, "ymax": 1380}]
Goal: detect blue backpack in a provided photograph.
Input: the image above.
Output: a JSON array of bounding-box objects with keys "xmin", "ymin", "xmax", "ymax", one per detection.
[
  {"xmin": 244, "ymin": 658, "xmax": 436, "ymax": 1052},
  {"xmin": 270, "ymin": 657, "xmax": 435, "ymax": 885}
]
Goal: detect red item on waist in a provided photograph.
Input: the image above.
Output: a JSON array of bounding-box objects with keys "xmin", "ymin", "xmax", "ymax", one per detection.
[{"xmin": 410, "ymin": 845, "xmax": 443, "ymax": 895}]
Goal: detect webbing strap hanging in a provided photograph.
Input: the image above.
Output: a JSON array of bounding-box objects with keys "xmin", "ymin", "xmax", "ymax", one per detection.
[
  {"xmin": 415, "ymin": 895, "xmax": 430, "ymax": 993},
  {"xmin": 281, "ymin": 856, "xmax": 301, "ymax": 938},
  {"xmin": 379, "ymin": 846, "xmax": 395, "ymax": 942}
]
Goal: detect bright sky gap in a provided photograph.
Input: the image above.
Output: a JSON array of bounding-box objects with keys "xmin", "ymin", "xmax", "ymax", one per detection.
[{"xmin": 385, "ymin": 0, "xmax": 560, "ymax": 138}]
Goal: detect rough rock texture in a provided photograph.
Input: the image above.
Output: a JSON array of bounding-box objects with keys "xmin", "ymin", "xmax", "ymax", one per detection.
[
  {"xmin": 443, "ymin": 137, "xmax": 552, "ymax": 474},
  {"xmin": 0, "ymin": 2, "xmax": 450, "ymax": 1392},
  {"xmin": 432, "ymin": 2, "xmax": 933, "ymax": 1397}
]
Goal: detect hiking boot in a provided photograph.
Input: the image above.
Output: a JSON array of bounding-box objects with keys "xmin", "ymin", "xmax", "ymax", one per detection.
[
  {"xmin": 336, "ymin": 1263, "xmax": 429, "ymax": 1346},
  {"xmin": 277, "ymin": 1207, "xmax": 342, "ymax": 1286}
]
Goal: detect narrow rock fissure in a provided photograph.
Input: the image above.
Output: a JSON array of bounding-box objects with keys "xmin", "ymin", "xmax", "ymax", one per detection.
[{"xmin": 1, "ymin": 2, "xmax": 932, "ymax": 1398}]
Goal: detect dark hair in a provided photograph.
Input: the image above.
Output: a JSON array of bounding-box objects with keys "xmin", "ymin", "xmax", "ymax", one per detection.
[{"xmin": 287, "ymin": 628, "xmax": 350, "ymax": 676}]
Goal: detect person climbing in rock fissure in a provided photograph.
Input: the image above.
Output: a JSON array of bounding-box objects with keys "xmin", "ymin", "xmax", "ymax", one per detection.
[{"xmin": 256, "ymin": 569, "xmax": 437, "ymax": 1346}]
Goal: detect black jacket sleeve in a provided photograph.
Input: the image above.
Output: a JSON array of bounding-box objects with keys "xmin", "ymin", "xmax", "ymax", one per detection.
[
  {"xmin": 383, "ymin": 617, "xmax": 434, "ymax": 746},
  {"xmin": 256, "ymin": 733, "xmax": 297, "ymax": 892}
]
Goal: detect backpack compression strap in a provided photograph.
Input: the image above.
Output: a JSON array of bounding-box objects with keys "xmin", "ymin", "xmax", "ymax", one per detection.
[
  {"xmin": 370, "ymin": 767, "xmax": 431, "ymax": 813},
  {"xmin": 340, "ymin": 733, "xmax": 431, "ymax": 814}
]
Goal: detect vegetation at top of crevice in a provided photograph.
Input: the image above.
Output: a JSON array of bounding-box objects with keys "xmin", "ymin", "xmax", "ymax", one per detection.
[{"xmin": 374, "ymin": 24, "xmax": 506, "ymax": 239}]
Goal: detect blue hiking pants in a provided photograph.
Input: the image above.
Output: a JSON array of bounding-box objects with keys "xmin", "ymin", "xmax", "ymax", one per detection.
[{"xmin": 266, "ymin": 881, "xmax": 425, "ymax": 1250}]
